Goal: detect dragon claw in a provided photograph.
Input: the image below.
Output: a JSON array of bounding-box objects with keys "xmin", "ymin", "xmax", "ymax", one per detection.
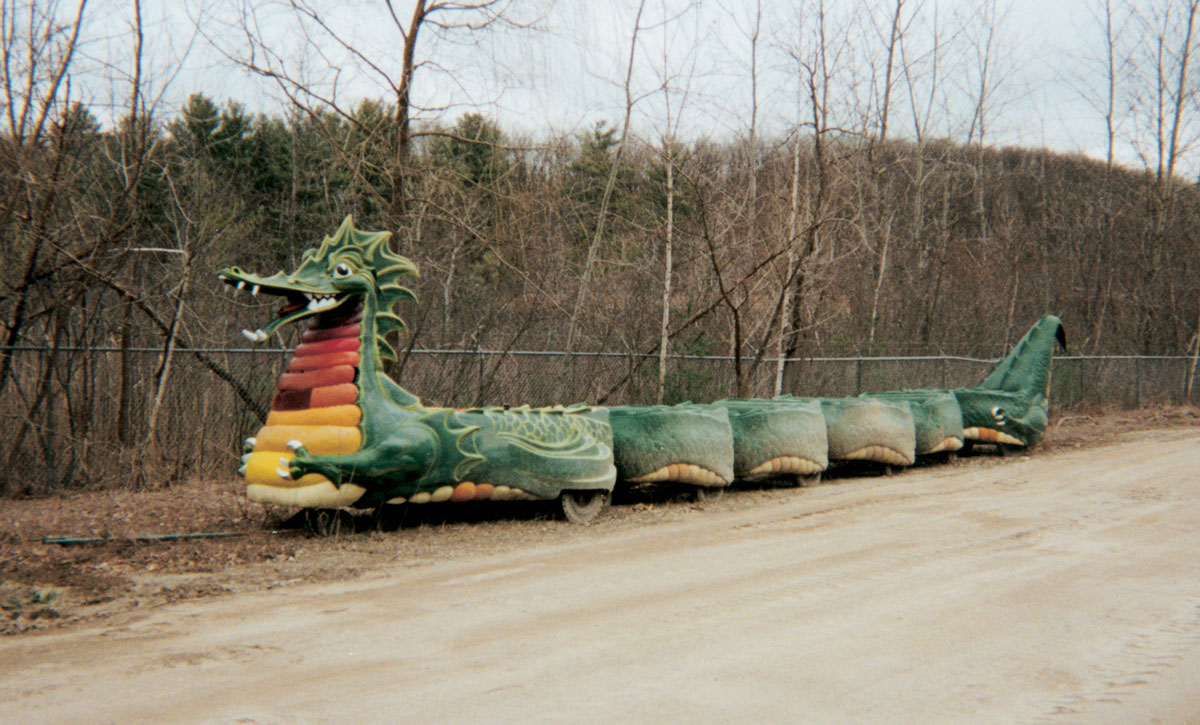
[
  {"xmin": 286, "ymin": 439, "xmax": 304, "ymax": 452},
  {"xmin": 243, "ymin": 437, "xmax": 257, "ymax": 452},
  {"xmin": 276, "ymin": 466, "xmax": 292, "ymax": 480},
  {"xmin": 237, "ymin": 465, "xmax": 246, "ymax": 476}
]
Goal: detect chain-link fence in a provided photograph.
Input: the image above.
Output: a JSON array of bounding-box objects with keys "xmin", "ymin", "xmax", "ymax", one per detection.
[
  {"xmin": 390, "ymin": 349, "xmax": 1198, "ymax": 410},
  {"xmin": 1, "ymin": 345, "xmax": 1196, "ymax": 493}
]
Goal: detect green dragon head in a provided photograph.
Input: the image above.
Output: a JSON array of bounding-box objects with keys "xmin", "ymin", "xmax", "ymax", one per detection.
[{"xmin": 218, "ymin": 216, "xmax": 418, "ymax": 361}]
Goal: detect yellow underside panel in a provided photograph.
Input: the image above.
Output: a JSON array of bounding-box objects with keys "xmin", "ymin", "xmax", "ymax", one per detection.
[
  {"xmin": 247, "ymin": 481, "xmax": 366, "ymax": 508},
  {"xmin": 923, "ymin": 436, "xmax": 965, "ymax": 454},
  {"xmin": 253, "ymin": 425, "xmax": 362, "ymax": 455},
  {"xmin": 265, "ymin": 405, "xmax": 362, "ymax": 427},
  {"xmin": 840, "ymin": 445, "xmax": 913, "ymax": 466},
  {"xmin": 962, "ymin": 426, "xmax": 1025, "ymax": 446}
]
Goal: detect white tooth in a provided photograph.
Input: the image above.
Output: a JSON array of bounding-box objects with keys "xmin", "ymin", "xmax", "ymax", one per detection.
[
  {"xmin": 304, "ymin": 293, "xmax": 313, "ymax": 300},
  {"xmin": 252, "ymin": 285, "xmax": 259, "ymax": 296},
  {"xmin": 307, "ymin": 299, "xmax": 318, "ymax": 311},
  {"xmin": 242, "ymin": 329, "xmax": 258, "ymax": 341},
  {"xmin": 237, "ymin": 280, "xmax": 245, "ymax": 290}
]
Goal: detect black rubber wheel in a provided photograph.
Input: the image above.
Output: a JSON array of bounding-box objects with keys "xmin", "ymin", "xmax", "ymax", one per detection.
[
  {"xmin": 303, "ymin": 508, "xmax": 343, "ymax": 536},
  {"xmin": 560, "ymin": 490, "xmax": 610, "ymax": 524},
  {"xmin": 693, "ymin": 485, "xmax": 726, "ymax": 504}
]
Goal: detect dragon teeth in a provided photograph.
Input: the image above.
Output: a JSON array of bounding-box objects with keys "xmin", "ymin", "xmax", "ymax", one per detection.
[{"xmin": 305, "ymin": 295, "xmax": 338, "ymax": 311}]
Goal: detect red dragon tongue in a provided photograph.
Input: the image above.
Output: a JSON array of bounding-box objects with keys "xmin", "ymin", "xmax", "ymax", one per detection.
[{"xmin": 278, "ymin": 300, "xmax": 305, "ymax": 316}]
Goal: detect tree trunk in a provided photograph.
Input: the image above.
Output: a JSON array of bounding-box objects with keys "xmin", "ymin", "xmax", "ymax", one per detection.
[{"xmin": 657, "ymin": 159, "xmax": 674, "ymax": 404}]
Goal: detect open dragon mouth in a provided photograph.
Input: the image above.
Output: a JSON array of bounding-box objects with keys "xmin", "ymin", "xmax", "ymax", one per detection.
[{"xmin": 217, "ymin": 270, "xmax": 358, "ymax": 342}]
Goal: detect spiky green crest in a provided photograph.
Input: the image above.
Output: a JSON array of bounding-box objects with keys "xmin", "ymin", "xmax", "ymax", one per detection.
[{"xmin": 301, "ymin": 216, "xmax": 418, "ymax": 361}]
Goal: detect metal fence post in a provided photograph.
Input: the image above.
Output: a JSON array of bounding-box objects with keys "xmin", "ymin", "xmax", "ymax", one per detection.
[
  {"xmin": 1134, "ymin": 356, "xmax": 1141, "ymax": 408},
  {"xmin": 1077, "ymin": 357, "xmax": 1084, "ymax": 406}
]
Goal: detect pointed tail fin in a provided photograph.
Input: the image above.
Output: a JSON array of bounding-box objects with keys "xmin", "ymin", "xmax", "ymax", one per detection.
[{"xmin": 977, "ymin": 315, "xmax": 1066, "ymax": 400}]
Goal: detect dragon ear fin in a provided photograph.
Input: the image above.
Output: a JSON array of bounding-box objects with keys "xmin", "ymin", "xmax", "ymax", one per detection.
[
  {"xmin": 380, "ymin": 283, "xmax": 418, "ymax": 304},
  {"xmin": 376, "ymin": 337, "xmax": 398, "ymax": 363},
  {"xmin": 375, "ymin": 312, "xmax": 408, "ymax": 362},
  {"xmin": 376, "ymin": 311, "xmax": 408, "ymax": 335}
]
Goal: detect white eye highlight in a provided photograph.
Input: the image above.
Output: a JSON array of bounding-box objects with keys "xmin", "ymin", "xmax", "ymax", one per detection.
[{"xmin": 333, "ymin": 263, "xmax": 352, "ymax": 278}]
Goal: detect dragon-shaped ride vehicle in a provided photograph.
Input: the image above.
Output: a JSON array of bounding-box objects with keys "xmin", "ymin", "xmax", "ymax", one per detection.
[{"xmin": 220, "ymin": 218, "xmax": 1065, "ymax": 525}]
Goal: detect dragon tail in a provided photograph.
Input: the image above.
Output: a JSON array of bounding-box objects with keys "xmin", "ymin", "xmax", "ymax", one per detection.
[{"xmin": 976, "ymin": 315, "xmax": 1067, "ymax": 403}]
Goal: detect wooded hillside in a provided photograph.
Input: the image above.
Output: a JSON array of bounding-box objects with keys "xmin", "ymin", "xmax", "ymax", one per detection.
[{"xmin": 3, "ymin": 0, "xmax": 1198, "ymax": 493}]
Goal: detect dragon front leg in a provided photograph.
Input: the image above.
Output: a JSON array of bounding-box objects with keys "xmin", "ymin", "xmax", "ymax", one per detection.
[{"xmin": 281, "ymin": 424, "xmax": 441, "ymax": 494}]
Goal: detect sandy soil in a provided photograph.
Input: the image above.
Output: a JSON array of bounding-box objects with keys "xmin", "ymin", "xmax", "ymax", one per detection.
[{"xmin": 1, "ymin": 409, "xmax": 1199, "ymax": 721}]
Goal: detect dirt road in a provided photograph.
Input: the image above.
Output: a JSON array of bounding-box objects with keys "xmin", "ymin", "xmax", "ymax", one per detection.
[{"xmin": 2, "ymin": 428, "xmax": 1199, "ymax": 722}]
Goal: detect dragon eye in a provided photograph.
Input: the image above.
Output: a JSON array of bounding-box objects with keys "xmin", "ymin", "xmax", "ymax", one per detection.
[
  {"xmin": 333, "ymin": 263, "xmax": 353, "ymax": 279},
  {"xmin": 991, "ymin": 406, "xmax": 1005, "ymax": 419}
]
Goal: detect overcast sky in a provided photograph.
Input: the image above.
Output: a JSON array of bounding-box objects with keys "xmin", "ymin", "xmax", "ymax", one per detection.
[{"xmin": 74, "ymin": 0, "xmax": 1190, "ymax": 175}]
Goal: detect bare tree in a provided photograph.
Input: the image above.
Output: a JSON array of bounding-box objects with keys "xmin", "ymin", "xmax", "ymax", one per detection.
[
  {"xmin": 648, "ymin": 1, "xmax": 702, "ymax": 403},
  {"xmin": 223, "ymin": 0, "xmax": 542, "ymax": 218},
  {"xmin": 777, "ymin": 0, "xmax": 849, "ymax": 390},
  {"xmin": 0, "ymin": 0, "xmax": 87, "ymax": 394},
  {"xmin": 957, "ymin": 0, "xmax": 1010, "ymax": 248},
  {"xmin": 1065, "ymin": 0, "xmax": 1131, "ymax": 351},
  {"xmin": 872, "ymin": 0, "xmax": 907, "ymax": 144},
  {"xmin": 563, "ymin": 0, "xmax": 646, "ymax": 357},
  {"xmin": 1124, "ymin": 0, "xmax": 1200, "ymax": 350}
]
